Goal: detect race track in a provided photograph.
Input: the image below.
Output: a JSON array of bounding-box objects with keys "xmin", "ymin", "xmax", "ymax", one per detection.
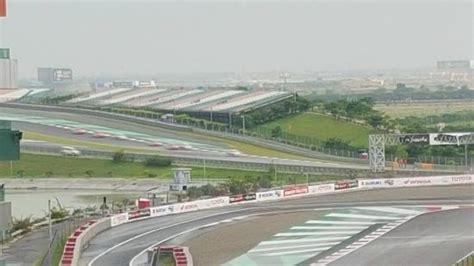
[
  {"xmin": 80, "ymin": 185, "xmax": 474, "ymax": 266},
  {"xmin": 1, "ymin": 107, "xmax": 368, "ymax": 170},
  {"xmin": 329, "ymin": 207, "xmax": 474, "ymax": 266}
]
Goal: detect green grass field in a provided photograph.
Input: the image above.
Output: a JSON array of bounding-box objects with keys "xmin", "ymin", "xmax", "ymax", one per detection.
[
  {"xmin": 258, "ymin": 112, "xmax": 372, "ymax": 148},
  {"xmin": 375, "ymin": 101, "xmax": 474, "ymax": 118},
  {"xmin": 0, "ymin": 153, "xmax": 264, "ymax": 179},
  {"xmin": 0, "ymin": 154, "xmax": 342, "ymax": 185}
]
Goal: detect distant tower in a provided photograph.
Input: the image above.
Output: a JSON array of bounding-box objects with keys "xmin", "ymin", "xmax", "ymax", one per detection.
[
  {"xmin": 280, "ymin": 72, "xmax": 290, "ymax": 91},
  {"xmin": 0, "ymin": 0, "xmax": 17, "ymax": 90}
]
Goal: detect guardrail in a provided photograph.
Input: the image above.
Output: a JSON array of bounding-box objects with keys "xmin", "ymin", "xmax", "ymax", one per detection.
[
  {"xmin": 20, "ymin": 143, "xmax": 469, "ymax": 178},
  {"xmin": 454, "ymin": 251, "xmax": 473, "ymax": 266},
  {"xmin": 60, "ymin": 173, "xmax": 473, "ymax": 265}
]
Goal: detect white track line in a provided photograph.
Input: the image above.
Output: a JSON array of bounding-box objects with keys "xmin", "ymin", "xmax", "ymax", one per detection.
[
  {"xmin": 355, "ymin": 206, "xmax": 423, "ymax": 215},
  {"xmin": 326, "ymin": 213, "xmax": 401, "ymax": 220},
  {"xmin": 275, "ymin": 231, "xmax": 360, "ymax": 237},
  {"xmin": 250, "ymin": 242, "xmax": 341, "ymax": 252},
  {"xmin": 259, "ymin": 236, "xmax": 351, "ymax": 245},
  {"xmin": 291, "ymin": 226, "xmax": 368, "ymax": 230},
  {"xmin": 263, "ymin": 247, "xmax": 330, "ymax": 256},
  {"xmin": 305, "ymin": 220, "xmax": 377, "ymax": 225}
]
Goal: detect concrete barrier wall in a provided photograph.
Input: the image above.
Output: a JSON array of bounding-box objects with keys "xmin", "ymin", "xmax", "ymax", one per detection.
[
  {"xmin": 62, "ymin": 218, "xmax": 111, "ymax": 266},
  {"xmin": 454, "ymin": 251, "xmax": 473, "ymax": 266}
]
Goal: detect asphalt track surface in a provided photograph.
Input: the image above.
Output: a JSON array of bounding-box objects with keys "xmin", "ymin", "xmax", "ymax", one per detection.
[
  {"xmin": 330, "ymin": 208, "xmax": 474, "ymax": 266},
  {"xmin": 0, "ymin": 107, "xmax": 367, "ymax": 169},
  {"xmin": 1, "ymin": 107, "xmax": 220, "ymax": 148},
  {"xmin": 81, "ymin": 185, "xmax": 474, "ymax": 266}
]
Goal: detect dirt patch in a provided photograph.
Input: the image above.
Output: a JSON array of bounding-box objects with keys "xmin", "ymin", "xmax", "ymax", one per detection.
[{"xmin": 182, "ymin": 211, "xmax": 326, "ymax": 266}]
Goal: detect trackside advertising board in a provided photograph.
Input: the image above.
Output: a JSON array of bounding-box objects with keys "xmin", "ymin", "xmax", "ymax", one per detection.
[
  {"xmin": 334, "ymin": 180, "xmax": 358, "ymax": 190},
  {"xmin": 111, "ymin": 212, "xmax": 129, "ymax": 227},
  {"xmin": 283, "ymin": 186, "xmax": 308, "ymax": 197},
  {"xmin": 256, "ymin": 190, "xmax": 283, "ymax": 201},
  {"xmin": 196, "ymin": 197, "xmax": 230, "ymax": 209},
  {"xmin": 229, "ymin": 193, "xmax": 256, "ymax": 203},
  {"xmin": 358, "ymin": 175, "xmax": 473, "ymax": 189},
  {"xmin": 150, "ymin": 205, "xmax": 175, "ymax": 217},
  {"xmin": 358, "ymin": 179, "xmax": 396, "ymax": 188},
  {"xmin": 308, "ymin": 183, "xmax": 335, "ymax": 194},
  {"xmin": 128, "ymin": 209, "xmax": 151, "ymax": 220},
  {"xmin": 174, "ymin": 197, "xmax": 230, "ymax": 213}
]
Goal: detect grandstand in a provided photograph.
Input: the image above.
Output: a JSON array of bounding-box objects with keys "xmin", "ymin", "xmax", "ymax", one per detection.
[{"xmin": 64, "ymin": 87, "xmax": 293, "ymax": 122}]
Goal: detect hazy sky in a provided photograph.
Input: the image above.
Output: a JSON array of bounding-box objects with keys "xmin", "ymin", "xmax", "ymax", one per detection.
[{"xmin": 1, "ymin": 1, "xmax": 472, "ymax": 78}]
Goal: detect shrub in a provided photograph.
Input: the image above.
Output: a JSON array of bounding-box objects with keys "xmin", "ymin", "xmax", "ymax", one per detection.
[
  {"xmin": 144, "ymin": 157, "xmax": 172, "ymax": 167},
  {"xmin": 112, "ymin": 149, "xmax": 126, "ymax": 163},
  {"xmin": 50, "ymin": 207, "xmax": 69, "ymax": 219},
  {"xmin": 12, "ymin": 217, "xmax": 33, "ymax": 233},
  {"xmin": 85, "ymin": 170, "xmax": 95, "ymax": 177}
]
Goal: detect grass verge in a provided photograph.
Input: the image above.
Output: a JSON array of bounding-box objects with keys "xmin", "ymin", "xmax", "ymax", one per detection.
[
  {"xmin": 257, "ymin": 112, "xmax": 371, "ymax": 147},
  {"xmin": 0, "ymin": 153, "xmax": 265, "ymax": 179},
  {"xmin": 0, "ymin": 154, "xmax": 343, "ymax": 184}
]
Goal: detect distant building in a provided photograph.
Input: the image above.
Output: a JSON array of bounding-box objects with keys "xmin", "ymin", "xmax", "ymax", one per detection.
[
  {"xmin": 436, "ymin": 60, "xmax": 471, "ymax": 70},
  {"xmin": 111, "ymin": 80, "xmax": 156, "ymax": 89},
  {"xmin": 112, "ymin": 80, "xmax": 137, "ymax": 88},
  {"xmin": 38, "ymin": 67, "xmax": 73, "ymax": 85},
  {"xmin": 0, "ymin": 48, "xmax": 18, "ymax": 89}
]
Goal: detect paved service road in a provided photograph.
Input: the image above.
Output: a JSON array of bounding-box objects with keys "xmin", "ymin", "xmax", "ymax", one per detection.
[{"xmin": 330, "ymin": 207, "xmax": 474, "ymax": 266}]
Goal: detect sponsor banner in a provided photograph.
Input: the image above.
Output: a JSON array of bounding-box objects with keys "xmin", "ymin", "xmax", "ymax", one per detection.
[
  {"xmin": 283, "ymin": 186, "xmax": 308, "ymax": 197},
  {"xmin": 256, "ymin": 190, "xmax": 283, "ymax": 201},
  {"xmin": 395, "ymin": 176, "xmax": 444, "ymax": 187},
  {"xmin": 398, "ymin": 134, "xmax": 430, "ymax": 145},
  {"xmin": 335, "ymin": 180, "xmax": 358, "ymax": 190},
  {"xmin": 174, "ymin": 201, "xmax": 199, "ymax": 214},
  {"xmin": 358, "ymin": 179, "xmax": 395, "ymax": 188},
  {"xmin": 150, "ymin": 205, "xmax": 175, "ymax": 217},
  {"xmin": 308, "ymin": 183, "xmax": 335, "ymax": 194},
  {"xmin": 111, "ymin": 212, "xmax": 129, "ymax": 227},
  {"xmin": 128, "ymin": 209, "xmax": 151, "ymax": 220},
  {"xmin": 196, "ymin": 197, "xmax": 230, "ymax": 209},
  {"xmin": 359, "ymin": 175, "xmax": 473, "ymax": 188},
  {"xmin": 448, "ymin": 175, "xmax": 473, "ymax": 184},
  {"xmin": 429, "ymin": 133, "xmax": 472, "ymax": 146},
  {"xmin": 229, "ymin": 193, "xmax": 256, "ymax": 204}
]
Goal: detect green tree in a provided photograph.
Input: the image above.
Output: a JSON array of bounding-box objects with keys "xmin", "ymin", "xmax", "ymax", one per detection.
[{"xmin": 271, "ymin": 126, "xmax": 283, "ymax": 138}]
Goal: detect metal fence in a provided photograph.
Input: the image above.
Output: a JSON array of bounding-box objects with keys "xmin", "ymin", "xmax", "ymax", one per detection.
[
  {"xmin": 94, "ymin": 105, "xmax": 472, "ymax": 166},
  {"xmin": 19, "ymin": 144, "xmax": 470, "ymax": 180}
]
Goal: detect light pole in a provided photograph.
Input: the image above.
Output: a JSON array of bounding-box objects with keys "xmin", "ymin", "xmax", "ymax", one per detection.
[
  {"xmin": 47, "ymin": 199, "xmax": 52, "ymax": 266},
  {"xmin": 273, "ymin": 160, "xmax": 277, "ymax": 181},
  {"xmin": 241, "ymin": 115, "xmax": 246, "ymax": 135},
  {"xmin": 465, "ymin": 144, "xmax": 468, "ymax": 167}
]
